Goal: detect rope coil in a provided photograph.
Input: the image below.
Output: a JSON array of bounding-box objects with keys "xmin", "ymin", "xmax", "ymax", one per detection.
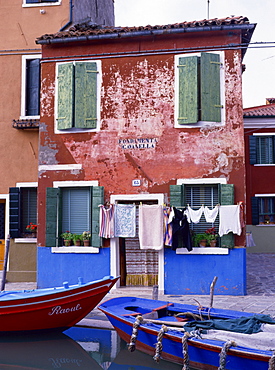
[
  {"xmin": 182, "ymin": 332, "xmax": 190, "ymax": 370},
  {"xmin": 218, "ymin": 340, "xmax": 236, "ymax": 370},
  {"xmin": 128, "ymin": 315, "xmax": 143, "ymax": 352},
  {"xmin": 268, "ymin": 351, "xmax": 275, "ymax": 370},
  {"xmin": 153, "ymin": 324, "xmax": 168, "ymax": 363}
]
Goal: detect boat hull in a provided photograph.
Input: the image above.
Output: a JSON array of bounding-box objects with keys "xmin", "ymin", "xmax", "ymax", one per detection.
[
  {"xmin": 0, "ymin": 276, "xmax": 119, "ymax": 333},
  {"xmin": 99, "ymin": 297, "xmax": 273, "ymax": 370}
]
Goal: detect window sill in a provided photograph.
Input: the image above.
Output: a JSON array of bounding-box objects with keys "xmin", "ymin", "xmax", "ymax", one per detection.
[
  {"xmin": 51, "ymin": 246, "xmax": 100, "ymax": 254},
  {"xmin": 15, "ymin": 238, "xmax": 37, "ymax": 243},
  {"xmin": 176, "ymin": 247, "xmax": 229, "ymax": 255},
  {"xmin": 256, "ymin": 224, "xmax": 275, "ymax": 226},
  {"xmin": 254, "ymin": 164, "xmax": 275, "ymax": 166}
]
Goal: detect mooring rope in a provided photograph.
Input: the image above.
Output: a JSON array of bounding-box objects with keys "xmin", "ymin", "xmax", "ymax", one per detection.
[
  {"xmin": 268, "ymin": 351, "xmax": 275, "ymax": 370},
  {"xmin": 182, "ymin": 332, "xmax": 190, "ymax": 370},
  {"xmin": 128, "ymin": 315, "xmax": 143, "ymax": 352},
  {"xmin": 218, "ymin": 340, "xmax": 236, "ymax": 370},
  {"xmin": 153, "ymin": 324, "xmax": 168, "ymax": 363}
]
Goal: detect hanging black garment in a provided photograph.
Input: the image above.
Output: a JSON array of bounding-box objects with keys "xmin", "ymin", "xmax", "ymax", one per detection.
[{"xmin": 171, "ymin": 207, "xmax": 193, "ymax": 251}]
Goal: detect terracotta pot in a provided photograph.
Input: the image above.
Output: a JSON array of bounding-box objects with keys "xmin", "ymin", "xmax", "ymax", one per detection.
[
  {"xmin": 199, "ymin": 240, "xmax": 207, "ymax": 247},
  {"xmin": 210, "ymin": 240, "xmax": 217, "ymax": 247},
  {"xmin": 64, "ymin": 239, "xmax": 71, "ymax": 247},
  {"xmin": 74, "ymin": 240, "xmax": 81, "ymax": 246},
  {"xmin": 83, "ymin": 240, "xmax": 90, "ymax": 247}
]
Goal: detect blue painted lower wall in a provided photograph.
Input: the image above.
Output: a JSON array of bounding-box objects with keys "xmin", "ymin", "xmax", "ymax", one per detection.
[
  {"xmin": 37, "ymin": 247, "xmax": 110, "ymax": 288},
  {"xmin": 37, "ymin": 246, "xmax": 246, "ymax": 295},
  {"xmin": 164, "ymin": 248, "xmax": 246, "ymax": 296}
]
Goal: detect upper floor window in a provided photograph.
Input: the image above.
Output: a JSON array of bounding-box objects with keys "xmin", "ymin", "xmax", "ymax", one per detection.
[
  {"xmin": 175, "ymin": 52, "xmax": 225, "ymax": 128},
  {"xmin": 55, "ymin": 61, "xmax": 101, "ymax": 133},
  {"xmin": 21, "ymin": 55, "xmax": 41, "ymax": 118},
  {"xmin": 249, "ymin": 135, "xmax": 275, "ymax": 165}
]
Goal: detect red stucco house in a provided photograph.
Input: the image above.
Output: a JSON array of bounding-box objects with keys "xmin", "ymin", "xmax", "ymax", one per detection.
[{"xmin": 35, "ymin": 16, "xmax": 255, "ymax": 295}]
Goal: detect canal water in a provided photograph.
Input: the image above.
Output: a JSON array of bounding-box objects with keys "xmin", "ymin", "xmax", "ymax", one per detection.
[{"xmin": 0, "ymin": 326, "xmax": 199, "ymax": 369}]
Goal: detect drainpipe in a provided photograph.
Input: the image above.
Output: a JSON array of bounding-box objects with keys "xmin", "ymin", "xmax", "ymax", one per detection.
[{"xmin": 59, "ymin": 0, "xmax": 73, "ymax": 31}]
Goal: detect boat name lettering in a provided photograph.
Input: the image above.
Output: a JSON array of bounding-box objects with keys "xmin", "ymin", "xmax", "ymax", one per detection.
[
  {"xmin": 49, "ymin": 358, "xmax": 82, "ymax": 367},
  {"xmin": 48, "ymin": 303, "xmax": 82, "ymax": 315}
]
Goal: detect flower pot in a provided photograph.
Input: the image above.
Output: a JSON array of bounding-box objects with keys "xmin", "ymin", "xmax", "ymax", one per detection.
[
  {"xmin": 64, "ymin": 239, "xmax": 71, "ymax": 247},
  {"xmin": 74, "ymin": 240, "xmax": 81, "ymax": 246},
  {"xmin": 199, "ymin": 239, "xmax": 207, "ymax": 247},
  {"xmin": 209, "ymin": 240, "xmax": 217, "ymax": 247},
  {"xmin": 83, "ymin": 240, "xmax": 90, "ymax": 247}
]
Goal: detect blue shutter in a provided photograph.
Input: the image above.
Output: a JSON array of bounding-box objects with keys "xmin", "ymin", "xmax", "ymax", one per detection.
[
  {"xmin": 249, "ymin": 136, "xmax": 257, "ymax": 165},
  {"xmin": 9, "ymin": 188, "xmax": 20, "ymax": 238},
  {"xmin": 251, "ymin": 197, "xmax": 259, "ymax": 225},
  {"xmin": 21, "ymin": 188, "xmax": 37, "ymax": 228},
  {"xmin": 26, "ymin": 59, "xmax": 40, "ymax": 116}
]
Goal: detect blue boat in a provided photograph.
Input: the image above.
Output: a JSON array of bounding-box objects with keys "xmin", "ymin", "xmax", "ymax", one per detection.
[{"xmin": 99, "ymin": 296, "xmax": 275, "ymax": 370}]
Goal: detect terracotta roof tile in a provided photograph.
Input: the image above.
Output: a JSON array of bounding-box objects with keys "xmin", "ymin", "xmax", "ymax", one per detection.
[
  {"xmin": 243, "ymin": 103, "xmax": 275, "ymax": 117},
  {"xmin": 36, "ymin": 16, "xmax": 250, "ymax": 42}
]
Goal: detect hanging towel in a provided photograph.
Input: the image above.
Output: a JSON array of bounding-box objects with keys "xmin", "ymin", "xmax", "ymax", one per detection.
[
  {"xmin": 219, "ymin": 205, "xmax": 241, "ymax": 237},
  {"xmin": 204, "ymin": 205, "xmax": 219, "ymax": 223},
  {"xmin": 139, "ymin": 204, "xmax": 163, "ymax": 250},
  {"xmin": 184, "ymin": 205, "xmax": 204, "ymax": 223},
  {"xmin": 114, "ymin": 204, "xmax": 136, "ymax": 238},
  {"xmin": 163, "ymin": 206, "xmax": 173, "ymax": 247},
  {"xmin": 99, "ymin": 204, "xmax": 115, "ymax": 238}
]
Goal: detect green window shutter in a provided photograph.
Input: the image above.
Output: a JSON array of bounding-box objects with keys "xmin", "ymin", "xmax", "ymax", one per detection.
[
  {"xmin": 46, "ymin": 187, "xmax": 59, "ymax": 247},
  {"xmin": 249, "ymin": 136, "xmax": 257, "ymax": 164},
  {"xmin": 178, "ymin": 56, "xmax": 199, "ymax": 125},
  {"xmin": 170, "ymin": 184, "xmax": 185, "ymax": 207},
  {"xmin": 219, "ymin": 184, "xmax": 234, "ymax": 248},
  {"xmin": 9, "ymin": 187, "xmax": 20, "ymax": 238},
  {"xmin": 57, "ymin": 63, "xmax": 74, "ymax": 130},
  {"xmin": 75, "ymin": 62, "xmax": 98, "ymax": 129},
  {"xmin": 91, "ymin": 186, "xmax": 104, "ymax": 247},
  {"xmin": 200, "ymin": 53, "xmax": 222, "ymax": 122},
  {"xmin": 251, "ymin": 197, "xmax": 259, "ymax": 225}
]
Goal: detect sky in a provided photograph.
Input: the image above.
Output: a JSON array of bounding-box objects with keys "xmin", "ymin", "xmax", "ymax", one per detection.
[{"xmin": 114, "ymin": 0, "xmax": 275, "ymax": 108}]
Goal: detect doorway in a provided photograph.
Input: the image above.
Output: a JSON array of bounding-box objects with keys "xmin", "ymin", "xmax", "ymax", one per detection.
[{"xmin": 110, "ymin": 194, "xmax": 164, "ymax": 292}]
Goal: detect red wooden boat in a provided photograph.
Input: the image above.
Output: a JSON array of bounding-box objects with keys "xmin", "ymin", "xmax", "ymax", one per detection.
[{"xmin": 0, "ymin": 275, "xmax": 119, "ymax": 333}]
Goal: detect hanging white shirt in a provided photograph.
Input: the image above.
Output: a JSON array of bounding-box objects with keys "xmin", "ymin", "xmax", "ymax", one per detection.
[{"xmin": 218, "ymin": 205, "xmax": 241, "ymax": 237}]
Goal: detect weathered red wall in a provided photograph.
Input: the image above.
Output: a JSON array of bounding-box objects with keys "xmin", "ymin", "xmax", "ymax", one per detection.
[{"xmin": 38, "ymin": 30, "xmax": 246, "ymax": 246}]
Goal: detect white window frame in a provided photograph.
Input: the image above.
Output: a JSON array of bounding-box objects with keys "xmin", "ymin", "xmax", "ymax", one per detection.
[
  {"xmin": 174, "ymin": 51, "xmax": 225, "ymax": 129},
  {"xmin": 252, "ymin": 133, "xmax": 275, "ymax": 166},
  {"xmin": 23, "ymin": 0, "xmax": 61, "ymax": 7},
  {"xmin": 21, "ymin": 55, "xmax": 41, "ymax": 120},
  {"xmin": 55, "ymin": 60, "xmax": 102, "ymax": 134}
]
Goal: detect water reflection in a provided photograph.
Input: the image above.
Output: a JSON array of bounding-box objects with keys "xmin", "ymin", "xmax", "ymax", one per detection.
[{"xmin": 0, "ymin": 327, "xmax": 198, "ymax": 369}]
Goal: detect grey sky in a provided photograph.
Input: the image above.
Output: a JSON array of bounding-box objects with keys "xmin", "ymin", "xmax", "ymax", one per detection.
[{"xmin": 114, "ymin": 0, "xmax": 275, "ymax": 108}]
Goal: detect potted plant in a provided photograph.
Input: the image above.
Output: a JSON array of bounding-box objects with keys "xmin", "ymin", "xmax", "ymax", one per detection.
[
  {"xmin": 193, "ymin": 233, "xmax": 208, "ymax": 247},
  {"xmin": 61, "ymin": 231, "xmax": 73, "ymax": 246},
  {"xmin": 72, "ymin": 233, "xmax": 83, "ymax": 246},
  {"xmin": 205, "ymin": 227, "xmax": 218, "ymax": 247},
  {"xmin": 82, "ymin": 231, "xmax": 91, "ymax": 247},
  {"xmin": 26, "ymin": 223, "xmax": 37, "ymax": 237}
]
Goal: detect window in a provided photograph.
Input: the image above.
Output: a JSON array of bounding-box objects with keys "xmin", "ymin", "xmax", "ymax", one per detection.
[
  {"xmin": 21, "ymin": 56, "xmax": 41, "ymax": 118},
  {"xmin": 170, "ymin": 182, "xmax": 234, "ymax": 248},
  {"xmin": 46, "ymin": 186, "xmax": 103, "ymax": 247},
  {"xmin": 56, "ymin": 61, "xmax": 101, "ymax": 132},
  {"xmin": 175, "ymin": 52, "xmax": 224, "ymax": 127},
  {"xmin": 249, "ymin": 135, "xmax": 275, "ymax": 165},
  {"xmin": 251, "ymin": 196, "xmax": 275, "ymax": 225},
  {"xmin": 185, "ymin": 184, "xmax": 219, "ymax": 234},
  {"xmin": 9, "ymin": 186, "xmax": 37, "ymax": 238}
]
